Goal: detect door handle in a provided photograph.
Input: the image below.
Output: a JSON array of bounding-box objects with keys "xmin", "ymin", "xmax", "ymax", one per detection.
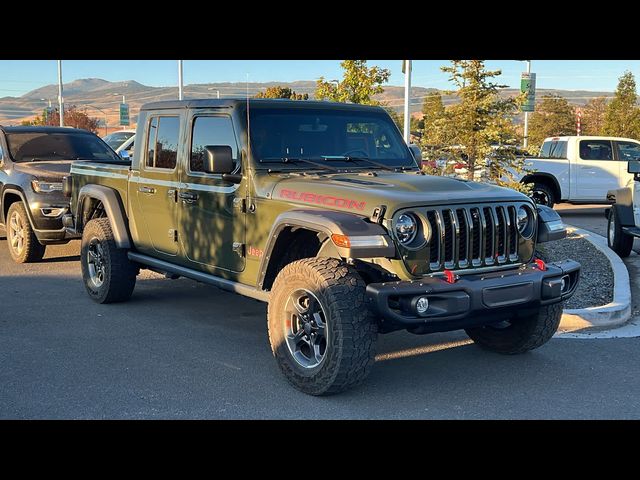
[
  {"xmin": 139, "ymin": 186, "xmax": 156, "ymax": 194},
  {"xmin": 179, "ymin": 191, "xmax": 199, "ymax": 204}
]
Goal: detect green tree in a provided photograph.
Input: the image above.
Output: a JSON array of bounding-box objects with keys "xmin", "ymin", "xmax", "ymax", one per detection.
[
  {"xmin": 419, "ymin": 91, "xmax": 445, "ymax": 146},
  {"xmin": 24, "ymin": 105, "xmax": 100, "ymax": 133},
  {"xmin": 603, "ymin": 71, "xmax": 640, "ymax": 138},
  {"xmin": 581, "ymin": 97, "xmax": 608, "ymax": 136},
  {"xmin": 315, "ymin": 60, "xmax": 390, "ymax": 105},
  {"xmin": 433, "ymin": 60, "xmax": 526, "ymax": 190},
  {"xmin": 255, "ymin": 86, "xmax": 309, "ymax": 100},
  {"xmin": 527, "ymin": 95, "xmax": 576, "ymax": 150}
]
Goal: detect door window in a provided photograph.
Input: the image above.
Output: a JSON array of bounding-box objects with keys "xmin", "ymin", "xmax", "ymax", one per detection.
[
  {"xmin": 579, "ymin": 140, "xmax": 613, "ymax": 161},
  {"xmin": 146, "ymin": 116, "xmax": 180, "ymax": 170},
  {"xmin": 616, "ymin": 141, "xmax": 640, "ymax": 162},
  {"xmin": 189, "ymin": 116, "xmax": 238, "ymax": 173}
]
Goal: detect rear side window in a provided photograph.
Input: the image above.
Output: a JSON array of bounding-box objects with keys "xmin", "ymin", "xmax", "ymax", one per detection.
[
  {"xmin": 189, "ymin": 116, "xmax": 238, "ymax": 173},
  {"xmin": 145, "ymin": 116, "xmax": 180, "ymax": 170},
  {"xmin": 616, "ymin": 141, "xmax": 640, "ymax": 162},
  {"xmin": 579, "ymin": 140, "xmax": 613, "ymax": 161},
  {"xmin": 540, "ymin": 140, "xmax": 567, "ymax": 159}
]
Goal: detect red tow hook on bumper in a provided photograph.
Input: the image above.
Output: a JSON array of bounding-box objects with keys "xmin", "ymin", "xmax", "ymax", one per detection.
[{"xmin": 443, "ymin": 269, "xmax": 457, "ymax": 284}]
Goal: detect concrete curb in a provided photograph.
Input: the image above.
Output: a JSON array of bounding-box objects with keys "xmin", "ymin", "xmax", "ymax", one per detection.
[{"xmin": 558, "ymin": 226, "xmax": 632, "ymax": 332}]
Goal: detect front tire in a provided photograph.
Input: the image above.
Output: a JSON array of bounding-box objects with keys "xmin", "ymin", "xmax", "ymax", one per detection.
[
  {"xmin": 268, "ymin": 257, "xmax": 378, "ymax": 395},
  {"xmin": 81, "ymin": 218, "xmax": 137, "ymax": 304},
  {"xmin": 465, "ymin": 303, "xmax": 562, "ymax": 355},
  {"xmin": 6, "ymin": 202, "xmax": 46, "ymax": 263},
  {"xmin": 607, "ymin": 208, "xmax": 633, "ymax": 258}
]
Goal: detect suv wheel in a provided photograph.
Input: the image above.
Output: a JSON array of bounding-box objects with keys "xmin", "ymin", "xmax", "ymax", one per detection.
[
  {"xmin": 607, "ymin": 208, "xmax": 633, "ymax": 258},
  {"xmin": 465, "ymin": 303, "xmax": 562, "ymax": 354},
  {"xmin": 81, "ymin": 218, "xmax": 137, "ymax": 303},
  {"xmin": 6, "ymin": 202, "xmax": 46, "ymax": 263},
  {"xmin": 268, "ymin": 257, "xmax": 378, "ymax": 395}
]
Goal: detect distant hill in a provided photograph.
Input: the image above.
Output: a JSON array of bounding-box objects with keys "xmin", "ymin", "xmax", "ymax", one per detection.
[{"xmin": 0, "ymin": 78, "xmax": 615, "ymax": 130}]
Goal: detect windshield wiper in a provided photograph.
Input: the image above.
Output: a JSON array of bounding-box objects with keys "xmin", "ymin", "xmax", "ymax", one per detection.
[
  {"xmin": 259, "ymin": 157, "xmax": 341, "ymax": 172},
  {"xmin": 323, "ymin": 155, "xmax": 414, "ymax": 172}
]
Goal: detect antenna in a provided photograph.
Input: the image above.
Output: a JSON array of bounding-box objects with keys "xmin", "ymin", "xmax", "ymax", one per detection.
[{"xmin": 246, "ymin": 73, "xmax": 251, "ymax": 168}]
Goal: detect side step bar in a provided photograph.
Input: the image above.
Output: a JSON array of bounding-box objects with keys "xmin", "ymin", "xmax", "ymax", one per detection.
[{"xmin": 128, "ymin": 252, "xmax": 270, "ymax": 303}]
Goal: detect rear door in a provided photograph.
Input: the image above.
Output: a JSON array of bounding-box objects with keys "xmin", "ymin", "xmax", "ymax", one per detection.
[
  {"xmin": 615, "ymin": 140, "xmax": 640, "ymax": 189},
  {"xmin": 178, "ymin": 113, "xmax": 245, "ymax": 274},
  {"xmin": 574, "ymin": 139, "xmax": 617, "ymax": 201},
  {"xmin": 136, "ymin": 114, "xmax": 182, "ymax": 256}
]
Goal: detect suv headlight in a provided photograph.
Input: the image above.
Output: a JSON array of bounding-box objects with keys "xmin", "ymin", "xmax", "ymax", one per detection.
[
  {"xmin": 395, "ymin": 213, "xmax": 418, "ymax": 244},
  {"xmin": 32, "ymin": 180, "xmax": 63, "ymax": 193},
  {"xmin": 517, "ymin": 205, "xmax": 535, "ymax": 238}
]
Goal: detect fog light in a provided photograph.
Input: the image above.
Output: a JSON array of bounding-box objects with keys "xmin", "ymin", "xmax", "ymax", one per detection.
[
  {"xmin": 415, "ymin": 296, "xmax": 430, "ymax": 315},
  {"xmin": 560, "ymin": 275, "xmax": 570, "ymax": 293}
]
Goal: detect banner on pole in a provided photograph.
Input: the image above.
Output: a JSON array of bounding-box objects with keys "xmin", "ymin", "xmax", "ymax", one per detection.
[{"xmin": 520, "ymin": 72, "xmax": 536, "ymax": 112}]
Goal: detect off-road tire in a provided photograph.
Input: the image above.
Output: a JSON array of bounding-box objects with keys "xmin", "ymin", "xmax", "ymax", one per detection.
[
  {"xmin": 6, "ymin": 202, "xmax": 46, "ymax": 263},
  {"xmin": 607, "ymin": 208, "xmax": 633, "ymax": 258},
  {"xmin": 465, "ymin": 303, "xmax": 562, "ymax": 355},
  {"xmin": 268, "ymin": 257, "xmax": 378, "ymax": 395},
  {"xmin": 530, "ymin": 183, "xmax": 556, "ymax": 209},
  {"xmin": 81, "ymin": 218, "xmax": 137, "ymax": 304}
]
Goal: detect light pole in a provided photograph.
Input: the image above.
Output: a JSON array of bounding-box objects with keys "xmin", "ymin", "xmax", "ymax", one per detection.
[
  {"xmin": 57, "ymin": 60, "xmax": 64, "ymax": 127},
  {"xmin": 79, "ymin": 105, "xmax": 109, "ymax": 136},
  {"xmin": 207, "ymin": 87, "xmax": 220, "ymax": 99},
  {"xmin": 40, "ymin": 98, "xmax": 52, "ymax": 124},
  {"xmin": 403, "ymin": 60, "xmax": 412, "ymax": 144},
  {"xmin": 523, "ymin": 60, "xmax": 531, "ymax": 149},
  {"xmin": 178, "ymin": 60, "xmax": 184, "ymax": 100}
]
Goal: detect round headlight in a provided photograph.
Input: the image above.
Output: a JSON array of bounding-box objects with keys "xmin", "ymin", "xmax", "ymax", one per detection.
[
  {"xmin": 395, "ymin": 213, "xmax": 418, "ymax": 244},
  {"xmin": 517, "ymin": 206, "xmax": 534, "ymax": 238}
]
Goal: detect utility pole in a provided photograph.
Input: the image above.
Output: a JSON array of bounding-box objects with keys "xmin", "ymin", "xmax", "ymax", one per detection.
[
  {"xmin": 178, "ymin": 60, "xmax": 184, "ymax": 100},
  {"xmin": 523, "ymin": 60, "xmax": 531, "ymax": 149},
  {"xmin": 57, "ymin": 60, "xmax": 64, "ymax": 127},
  {"xmin": 403, "ymin": 60, "xmax": 412, "ymax": 144}
]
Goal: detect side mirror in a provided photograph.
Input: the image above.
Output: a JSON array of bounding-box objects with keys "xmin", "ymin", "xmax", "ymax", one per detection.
[
  {"xmin": 118, "ymin": 149, "xmax": 131, "ymax": 160},
  {"xmin": 409, "ymin": 144, "xmax": 422, "ymax": 163},
  {"xmin": 204, "ymin": 145, "xmax": 234, "ymax": 174},
  {"xmin": 628, "ymin": 161, "xmax": 640, "ymax": 175}
]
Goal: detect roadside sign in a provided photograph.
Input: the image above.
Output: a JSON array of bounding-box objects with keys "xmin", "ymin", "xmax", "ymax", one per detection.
[
  {"xmin": 520, "ymin": 72, "xmax": 536, "ymax": 112},
  {"xmin": 44, "ymin": 106, "xmax": 53, "ymax": 123},
  {"xmin": 119, "ymin": 103, "xmax": 130, "ymax": 126}
]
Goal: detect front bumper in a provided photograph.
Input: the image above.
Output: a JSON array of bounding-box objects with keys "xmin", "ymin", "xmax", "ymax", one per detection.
[{"xmin": 366, "ymin": 260, "xmax": 580, "ymax": 334}]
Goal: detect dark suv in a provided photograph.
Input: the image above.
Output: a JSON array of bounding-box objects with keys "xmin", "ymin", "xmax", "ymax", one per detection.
[{"xmin": 0, "ymin": 126, "xmax": 121, "ymax": 263}]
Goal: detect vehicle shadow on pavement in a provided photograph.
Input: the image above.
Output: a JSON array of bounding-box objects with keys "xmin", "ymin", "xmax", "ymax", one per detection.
[{"xmin": 38, "ymin": 255, "xmax": 81, "ymax": 264}]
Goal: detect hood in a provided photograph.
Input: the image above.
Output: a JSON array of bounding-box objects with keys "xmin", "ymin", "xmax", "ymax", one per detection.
[
  {"xmin": 268, "ymin": 171, "xmax": 530, "ymax": 216},
  {"xmin": 11, "ymin": 160, "xmax": 73, "ymax": 180}
]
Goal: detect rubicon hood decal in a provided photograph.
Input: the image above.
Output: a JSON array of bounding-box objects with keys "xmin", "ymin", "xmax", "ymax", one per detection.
[{"xmin": 279, "ymin": 189, "xmax": 366, "ymax": 211}]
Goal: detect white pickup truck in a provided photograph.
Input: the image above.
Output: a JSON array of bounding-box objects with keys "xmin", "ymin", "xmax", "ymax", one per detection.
[{"xmin": 518, "ymin": 136, "xmax": 640, "ymax": 208}]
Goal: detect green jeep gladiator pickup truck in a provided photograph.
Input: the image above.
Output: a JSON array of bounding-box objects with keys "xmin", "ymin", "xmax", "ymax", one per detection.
[{"xmin": 63, "ymin": 99, "xmax": 580, "ymax": 395}]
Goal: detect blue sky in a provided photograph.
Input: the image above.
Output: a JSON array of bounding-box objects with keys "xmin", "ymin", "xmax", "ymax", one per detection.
[{"xmin": 0, "ymin": 60, "xmax": 637, "ymax": 98}]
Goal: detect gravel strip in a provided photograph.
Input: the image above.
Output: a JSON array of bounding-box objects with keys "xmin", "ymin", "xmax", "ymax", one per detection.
[{"xmin": 536, "ymin": 232, "xmax": 613, "ymax": 309}]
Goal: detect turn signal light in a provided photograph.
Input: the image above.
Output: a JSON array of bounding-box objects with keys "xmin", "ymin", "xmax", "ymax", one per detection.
[{"xmin": 331, "ymin": 234, "xmax": 351, "ymax": 248}]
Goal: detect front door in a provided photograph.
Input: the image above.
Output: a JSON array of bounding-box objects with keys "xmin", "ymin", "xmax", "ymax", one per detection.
[
  {"xmin": 575, "ymin": 139, "xmax": 617, "ymax": 201},
  {"xmin": 137, "ymin": 114, "xmax": 181, "ymax": 256},
  {"xmin": 178, "ymin": 114, "xmax": 245, "ymax": 274}
]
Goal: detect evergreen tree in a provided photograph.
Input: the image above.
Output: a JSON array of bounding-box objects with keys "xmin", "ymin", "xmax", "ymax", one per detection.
[
  {"xmin": 527, "ymin": 95, "xmax": 576, "ymax": 150},
  {"xmin": 603, "ymin": 71, "xmax": 640, "ymax": 139}
]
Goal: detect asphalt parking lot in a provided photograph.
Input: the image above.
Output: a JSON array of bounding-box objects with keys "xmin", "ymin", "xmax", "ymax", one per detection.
[{"xmin": 1, "ymin": 216, "xmax": 640, "ymax": 419}]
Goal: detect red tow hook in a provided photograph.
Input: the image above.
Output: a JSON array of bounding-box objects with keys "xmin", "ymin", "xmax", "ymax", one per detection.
[
  {"xmin": 443, "ymin": 269, "xmax": 457, "ymax": 284},
  {"xmin": 534, "ymin": 259, "xmax": 547, "ymax": 271}
]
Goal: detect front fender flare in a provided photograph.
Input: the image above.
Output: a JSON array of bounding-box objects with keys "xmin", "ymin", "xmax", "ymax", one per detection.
[
  {"xmin": 76, "ymin": 184, "xmax": 131, "ymax": 248},
  {"xmin": 607, "ymin": 187, "xmax": 635, "ymax": 227},
  {"xmin": 257, "ymin": 209, "xmax": 396, "ymax": 289}
]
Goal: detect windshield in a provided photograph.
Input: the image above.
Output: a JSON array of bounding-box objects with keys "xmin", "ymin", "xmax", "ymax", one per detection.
[
  {"xmin": 249, "ymin": 107, "xmax": 416, "ymax": 170},
  {"xmin": 102, "ymin": 131, "xmax": 134, "ymax": 149},
  {"xmin": 6, "ymin": 131, "xmax": 121, "ymax": 163}
]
